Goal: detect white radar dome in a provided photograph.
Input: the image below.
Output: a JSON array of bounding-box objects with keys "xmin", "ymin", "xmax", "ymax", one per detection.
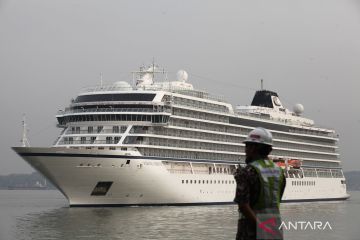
[
  {"xmin": 293, "ymin": 103, "xmax": 304, "ymax": 116},
  {"xmin": 177, "ymin": 70, "xmax": 188, "ymax": 82},
  {"xmin": 113, "ymin": 81, "xmax": 132, "ymax": 91}
]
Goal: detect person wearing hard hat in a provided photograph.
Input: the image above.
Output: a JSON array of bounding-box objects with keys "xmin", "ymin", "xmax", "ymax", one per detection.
[{"xmin": 234, "ymin": 127, "xmax": 286, "ymax": 240}]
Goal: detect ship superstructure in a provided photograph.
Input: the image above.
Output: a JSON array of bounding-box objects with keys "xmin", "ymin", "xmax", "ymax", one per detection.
[{"xmin": 13, "ymin": 64, "xmax": 349, "ymax": 206}]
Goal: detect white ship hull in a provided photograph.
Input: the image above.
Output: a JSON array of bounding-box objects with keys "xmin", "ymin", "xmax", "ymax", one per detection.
[{"xmin": 13, "ymin": 147, "xmax": 349, "ymax": 206}]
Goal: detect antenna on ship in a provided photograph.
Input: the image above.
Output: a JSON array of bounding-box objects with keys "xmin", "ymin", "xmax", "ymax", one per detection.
[
  {"xmin": 100, "ymin": 72, "xmax": 103, "ymax": 88},
  {"xmin": 21, "ymin": 114, "xmax": 30, "ymax": 147},
  {"xmin": 152, "ymin": 57, "xmax": 155, "ymax": 81},
  {"xmin": 261, "ymin": 79, "xmax": 264, "ymax": 90}
]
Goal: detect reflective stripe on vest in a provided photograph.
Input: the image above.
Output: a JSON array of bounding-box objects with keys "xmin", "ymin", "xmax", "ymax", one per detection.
[{"xmin": 249, "ymin": 159, "xmax": 284, "ymax": 211}]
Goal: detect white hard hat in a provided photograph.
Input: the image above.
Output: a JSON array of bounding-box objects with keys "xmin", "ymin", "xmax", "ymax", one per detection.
[{"xmin": 243, "ymin": 127, "xmax": 273, "ymax": 146}]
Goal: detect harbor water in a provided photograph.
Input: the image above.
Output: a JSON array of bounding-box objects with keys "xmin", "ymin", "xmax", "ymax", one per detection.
[{"xmin": 0, "ymin": 190, "xmax": 359, "ymax": 240}]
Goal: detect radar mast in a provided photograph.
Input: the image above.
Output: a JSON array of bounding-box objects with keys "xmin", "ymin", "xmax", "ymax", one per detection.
[{"xmin": 21, "ymin": 114, "xmax": 30, "ymax": 147}]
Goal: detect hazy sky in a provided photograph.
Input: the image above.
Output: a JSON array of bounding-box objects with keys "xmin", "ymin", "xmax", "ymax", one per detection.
[{"xmin": 0, "ymin": 0, "xmax": 360, "ymax": 174}]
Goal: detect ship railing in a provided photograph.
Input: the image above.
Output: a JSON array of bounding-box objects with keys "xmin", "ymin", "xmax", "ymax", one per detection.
[
  {"xmin": 66, "ymin": 129, "xmax": 127, "ymax": 134},
  {"xmin": 285, "ymin": 167, "xmax": 343, "ymax": 179},
  {"xmin": 80, "ymin": 84, "xmax": 134, "ymax": 93},
  {"xmin": 57, "ymin": 140, "xmax": 121, "ymax": 145},
  {"xmin": 167, "ymin": 169, "xmax": 193, "ymax": 174},
  {"xmin": 170, "ymin": 122, "xmax": 338, "ymax": 148},
  {"xmin": 171, "ymin": 102, "xmax": 229, "ymax": 114},
  {"xmin": 235, "ymin": 111, "xmax": 271, "ymax": 120},
  {"xmin": 145, "ymin": 87, "xmax": 225, "ymax": 103},
  {"xmin": 236, "ymin": 112, "xmax": 336, "ymax": 138},
  {"xmin": 58, "ymin": 107, "xmax": 171, "ymax": 115},
  {"xmin": 288, "ymin": 129, "xmax": 337, "ymax": 138},
  {"xmin": 129, "ymin": 129, "xmax": 154, "ymax": 134},
  {"xmin": 81, "ymin": 83, "xmax": 226, "ymax": 102}
]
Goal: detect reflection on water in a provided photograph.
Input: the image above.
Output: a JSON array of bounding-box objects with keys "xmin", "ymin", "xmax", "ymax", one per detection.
[
  {"xmin": 15, "ymin": 203, "xmax": 238, "ymax": 240},
  {"xmin": 1, "ymin": 190, "xmax": 360, "ymax": 240}
]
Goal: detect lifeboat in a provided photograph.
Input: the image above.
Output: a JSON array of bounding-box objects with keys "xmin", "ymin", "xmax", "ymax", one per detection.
[
  {"xmin": 288, "ymin": 159, "xmax": 301, "ymax": 168},
  {"xmin": 271, "ymin": 157, "xmax": 286, "ymax": 169},
  {"xmin": 275, "ymin": 161, "xmax": 286, "ymax": 169}
]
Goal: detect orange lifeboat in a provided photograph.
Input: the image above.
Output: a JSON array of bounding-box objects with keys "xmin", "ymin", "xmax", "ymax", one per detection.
[
  {"xmin": 275, "ymin": 161, "xmax": 286, "ymax": 169},
  {"xmin": 271, "ymin": 157, "xmax": 286, "ymax": 169},
  {"xmin": 288, "ymin": 159, "xmax": 301, "ymax": 168}
]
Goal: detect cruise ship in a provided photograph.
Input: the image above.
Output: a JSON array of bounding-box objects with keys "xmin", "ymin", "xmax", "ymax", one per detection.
[{"xmin": 13, "ymin": 64, "xmax": 349, "ymax": 206}]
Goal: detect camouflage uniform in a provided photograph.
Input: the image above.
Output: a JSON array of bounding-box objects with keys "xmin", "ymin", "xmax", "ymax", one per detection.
[{"xmin": 234, "ymin": 164, "xmax": 286, "ymax": 240}]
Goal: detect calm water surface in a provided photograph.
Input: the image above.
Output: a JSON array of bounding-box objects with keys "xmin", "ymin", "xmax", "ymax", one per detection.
[{"xmin": 0, "ymin": 190, "xmax": 359, "ymax": 240}]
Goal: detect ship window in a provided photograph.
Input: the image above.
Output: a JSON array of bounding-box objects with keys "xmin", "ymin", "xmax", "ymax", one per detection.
[
  {"xmin": 81, "ymin": 137, "xmax": 86, "ymax": 144},
  {"xmin": 74, "ymin": 93, "xmax": 156, "ymax": 103},
  {"xmin": 121, "ymin": 126, "xmax": 127, "ymax": 133},
  {"xmin": 69, "ymin": 137, "xmax": 73, "ymax": 144},
  {"xmin": 97, "ymin": 126, "xmax": 103, "ymax": 133},
  {"xmin": 88, "ymin": 126, "xmax": 93, "ymax": 133},
  {"xmin": 182, "ymin": 180, "xmax": 184, "ymax": 184},
  {"xmin": 76, "ymin": 127, "xmax": 80, "ymax": 134},
  {"xmin": 114, "ymin": 137, "xmax": 121, "ymax": 144},
  {"xmin": 91, "ymin": 181, "xmax": 113, "ymax": 196},
  {"xmin": 113, "ymin": 126, "xmax": 120, "ymax": 133},
  {"xmin": 106, "ymin": 137, "xmax": 113, "ymax": 144},
  {"xmin": 90, "ymin": 137, "xmax": 96, "ymax": 144}
]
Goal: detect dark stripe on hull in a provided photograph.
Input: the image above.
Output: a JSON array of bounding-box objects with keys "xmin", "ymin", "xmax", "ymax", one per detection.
[
  {"xmin": 69, "ymin": 197, "xmax": 349, "ymax": 208},
  {"xmin": 281, "ymin": 197, "xmax": 350, "ymax": 203},
  {"xmin": 17, "ymin": 152, "xmax": 241, "ymax": 165},
  {"xmin": 70, "ymin": 202, "xmax": 236, "ymax": 208},
  {"xmin": 16, "ymin": 152, "xmax": 343, "ymax": 169}
]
